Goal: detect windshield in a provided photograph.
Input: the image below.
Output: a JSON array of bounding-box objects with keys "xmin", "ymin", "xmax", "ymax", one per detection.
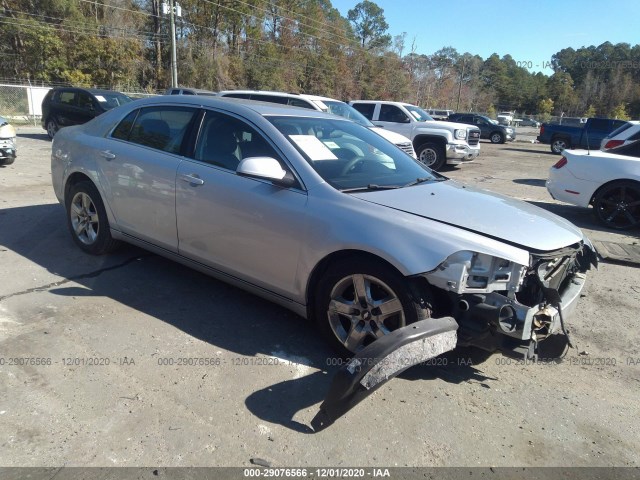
[
  {"xmin": 404, "ymin": 105, "xmax": 434, "ymax": 122},
  {"xmin": 318, "ymin": 100, "xmax": 375, "ymax": 128},
  {"xmin": 267, "ymin": 116, "xmax": 441, "ymax": 190},
  {"xmin": 95, "ymin": 93, "xmax": 133, "ymax": 110}
]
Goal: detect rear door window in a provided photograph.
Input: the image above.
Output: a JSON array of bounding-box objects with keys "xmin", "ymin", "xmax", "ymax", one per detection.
[
  {"xmin": 59, "ymin": 91, "xmax": 77, "ymax": 106},
  {"xmin": 112, "ymin": 106, "xmax": 198, "ymax": 154},
  {"xmin": 287, "ymin": 98, "xmax": 315, "ymax": 109},
  {"xmin": 251, "ymin": 94, "xmax": 288, "ymax": 105}
]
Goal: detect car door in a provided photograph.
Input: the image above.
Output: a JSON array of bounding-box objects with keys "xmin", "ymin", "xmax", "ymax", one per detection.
[
  {"xmin": 75, "ymin": 91, "xmax": 100, "ymax": 125},
  {"xmin": 175, "ymin": 109, "xmax": 307, "ymax": 297},
  {"xmin": 472, "ymin": 117, "xmax": 491, "ymax": 138},
  {"xmin": 374, "ymin": 104, "xmax": 413, "ymax": 138},
  {"xmin": 55, "ymin": 90, "xmax": 78, "ymax": 127},
  {"xmin": 95, "ymin": 105, "xmax": 199, "ymax": 251}
]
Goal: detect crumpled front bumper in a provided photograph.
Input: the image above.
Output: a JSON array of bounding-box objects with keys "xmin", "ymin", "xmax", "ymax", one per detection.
[{"xmin": 312, "ymin": 317, "xmax": 458, "ymax": 432}]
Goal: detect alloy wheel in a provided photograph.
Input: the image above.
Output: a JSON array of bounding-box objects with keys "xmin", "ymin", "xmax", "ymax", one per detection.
[{"xmin": 327, "ymin": 273, "xmax": 406, "ymax": 352}]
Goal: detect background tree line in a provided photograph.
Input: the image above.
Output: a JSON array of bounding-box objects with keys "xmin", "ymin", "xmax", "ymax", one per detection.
[{"xmin": 1, "ymin": 0, "xmax": 639, "ymax": 119}]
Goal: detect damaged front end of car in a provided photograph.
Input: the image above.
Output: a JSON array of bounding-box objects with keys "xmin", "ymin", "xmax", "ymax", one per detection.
[{"xmin": 421, "ymin": 240, "xmax": 598, "ymax": 359}]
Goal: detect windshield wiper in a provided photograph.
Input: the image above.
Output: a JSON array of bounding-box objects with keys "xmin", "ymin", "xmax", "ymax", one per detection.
[
  {"xmin": 340, "ymin": 184, "xmax": 402, "ymax": 193},
  {"xmin": 403, "ymin": 177, "xmax": 446, "ymax": 187}
]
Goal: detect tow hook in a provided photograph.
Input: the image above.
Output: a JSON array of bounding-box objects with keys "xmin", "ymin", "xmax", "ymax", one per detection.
[{"xmin": 311, "ymin": 317, "xmax": 458, "ymax": 432}]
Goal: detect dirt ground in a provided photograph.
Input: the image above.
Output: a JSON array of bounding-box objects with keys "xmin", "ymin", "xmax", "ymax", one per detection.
[{"xmin": 0, "ymin": 128, "xmax": 639, "ymax": 468}]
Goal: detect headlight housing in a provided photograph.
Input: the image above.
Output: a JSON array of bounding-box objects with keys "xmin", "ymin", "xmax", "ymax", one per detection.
[
  {"xmin": 424, "ymin": 251, "xmax": 527, "ymax": 294},
  {"xmin": 454, "ymin": 129, "xmax": 467, "ymax": 140}
]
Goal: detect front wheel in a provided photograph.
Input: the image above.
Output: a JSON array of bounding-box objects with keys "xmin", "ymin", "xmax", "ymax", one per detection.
[
  {"xmin": 416, "ymin": 142, "xmax": 446, "ymax": 171},
  {"xmin": 490, "ymin": 132, "xmax": 504, "ymax": 144},
  {"xmin": 550, "ymin": 137, "xmax": 570, "ymax": 154},
  {"xmin": 315, "ymin": 259, "xmax": 430, "ymax": 357},
  {"xmin": 66, "ymin": 181, "xmax": 120, "ymax": 254},
  {"xmin": 593, "ymin": 181, "xmax": 640, "ymax": 230}
]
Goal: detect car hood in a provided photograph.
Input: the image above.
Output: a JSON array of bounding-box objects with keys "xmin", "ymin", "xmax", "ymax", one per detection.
[
  {"xmin": 424, "ymin": 120, "xmax": 479, "ymax": 131},
  {"xmin": 369, "ymin": 126, "xmax": 412, "ymax": 144},
  {"xmin": 351, "ymin": 181, "xmax": 585, "ymax": 252}
]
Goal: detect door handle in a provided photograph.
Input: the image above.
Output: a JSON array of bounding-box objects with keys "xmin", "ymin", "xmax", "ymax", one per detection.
[
  {"xmin": 179, "ymin": 173, "xmax": 205, "ymax": 186},
  {"xmin": 100, "ymin": 150, "xmax": 116, "ymax": 160}
]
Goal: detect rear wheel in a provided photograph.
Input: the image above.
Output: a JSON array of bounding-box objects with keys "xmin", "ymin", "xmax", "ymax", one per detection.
[
  {"xmin": 66, "ymin": 181, "xmax": 120, "ymax": 254},
  {"xmin": 315, "ymin": 258, "xmax": 430, "ymax": 357},
  {"xmin": 550, "ymin": 137, "xmax": 570, "ymax": 154},
  {"xmin": 416, "ymin": 142, "xmax": 446, "ymax": 171},
  {"xmin": 490, "ymin": 132, "xmax": 504, "ymax": 144},
  {"xmin": 593, "ymin": 180, "xmax": 640, "ymax": 230},
  {"xmin": 46, "ymin": 118, "xmax": 59, "ymax": 140}
]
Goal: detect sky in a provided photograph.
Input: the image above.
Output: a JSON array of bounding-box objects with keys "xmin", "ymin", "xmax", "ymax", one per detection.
[{"xmin": 330, "ymin": 0, "xmax": 640, "ymax": 74}]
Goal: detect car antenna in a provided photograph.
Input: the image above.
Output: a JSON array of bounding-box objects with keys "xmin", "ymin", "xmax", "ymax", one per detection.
[{"xmin": 584, "ymin": 118, "xmax": 591, "ymax": 155}]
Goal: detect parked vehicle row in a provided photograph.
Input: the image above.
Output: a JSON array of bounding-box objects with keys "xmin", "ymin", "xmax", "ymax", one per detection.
[
  {"xmin": 50, "ymin": 95, "xmax": 597, "ymax": 359},
  {"xmin": 216, "ymin": 90, "xmax": 417, "ymax": 159}
]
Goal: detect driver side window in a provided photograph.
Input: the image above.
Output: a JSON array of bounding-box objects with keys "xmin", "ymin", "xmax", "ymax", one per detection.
[
  {"xmin": 379, "ymin": 105, "xmax": 410, "ymax": 123},
  {"xmin": 194, "ymin": 111, "xmax": 284, "ymax": 172}
]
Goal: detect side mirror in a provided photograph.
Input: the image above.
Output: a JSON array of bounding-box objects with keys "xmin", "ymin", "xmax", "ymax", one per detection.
[{"xmin": 237, "ymin": 157, "xmax": 296, "ymax": 188}]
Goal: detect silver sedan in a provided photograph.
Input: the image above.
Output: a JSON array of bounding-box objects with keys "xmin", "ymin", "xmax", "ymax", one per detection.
[{"xmin": 51, "ymin": 96, "xmax": 597, "ymax": 358}]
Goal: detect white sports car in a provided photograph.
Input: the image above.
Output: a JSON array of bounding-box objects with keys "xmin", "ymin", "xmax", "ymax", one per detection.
[{"xmin": 546, "ymin": 143, "xmax": 640, "ymax": 230}]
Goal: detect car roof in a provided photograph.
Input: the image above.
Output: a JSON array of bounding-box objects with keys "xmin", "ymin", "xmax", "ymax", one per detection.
[
  {"xmin": 128, "ymin": 94, "xmax": 339, "ymax": 119},
  {"xmin": 51, "ymin": 86, "xmax": 126, "ymax": 96},
  {"xmin": 218, "ymin": 90, "xmax": 305, "ymax": 98},
  {"xmin": 299, "ymin": 94, "xmax": 342, "ymax": 102}
]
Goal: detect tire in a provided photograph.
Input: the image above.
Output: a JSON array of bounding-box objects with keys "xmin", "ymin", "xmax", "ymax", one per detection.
[
  {"xmin": 46, "ymin": 118, "xmax": 59, "ymax": 140},
  {"xmin": 314, "ymin": 258, "xmax": 431, "ymax": 357},
  {"xmin": 593, "ymin": 180, "xmax": 640, "ymax": 230},
  {"xmin": 550, "ymin": 137, "xmax": 570, "ymax": 154},
  {"xmin": 490, "ymin": 132, "xmax": 504, "ymax": 144},
  {"xmin": 0, "ymin": 157, "xmax": 15, "ymax": 166},
  {"xmin": 416, "ymin": 142, "xmax": 446, "ymax": 171},
  {"xmin": 65, "ymin": 181, "xmax": 120, "ymax": 254}
]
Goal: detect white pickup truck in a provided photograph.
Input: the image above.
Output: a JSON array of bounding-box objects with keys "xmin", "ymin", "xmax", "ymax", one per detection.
[{"xmin": 350, "ymin": 100, "xmax": 481, "ymax": 170}]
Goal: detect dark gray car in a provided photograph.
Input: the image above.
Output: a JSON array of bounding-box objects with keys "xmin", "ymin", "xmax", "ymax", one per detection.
[{"xmin": 448, "ymin": 113, "xmax": 516, "ymax": 144}]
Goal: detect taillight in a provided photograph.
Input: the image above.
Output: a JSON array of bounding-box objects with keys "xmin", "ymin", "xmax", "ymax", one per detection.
[
  {"xmin": 604, "ymin": 139, "xmax": 624, "ymax": 150},
  {"xmin": 553, "ymin": 157, "xmax": 568, "ymax": 169},
  {"xmin": 540, "ymin": 125, "xmax": 544, "ymax": 135}
]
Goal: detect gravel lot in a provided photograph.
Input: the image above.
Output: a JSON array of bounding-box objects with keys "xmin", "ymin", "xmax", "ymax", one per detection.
[{"xmin": 1, "ymin": 128, "xmax": 639, "ymax": 468}]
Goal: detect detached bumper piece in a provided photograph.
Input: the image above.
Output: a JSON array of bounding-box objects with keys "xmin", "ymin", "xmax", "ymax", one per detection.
[{"xmin": 311, "ymin": 317, "xmax": 458, "ymax": 432}]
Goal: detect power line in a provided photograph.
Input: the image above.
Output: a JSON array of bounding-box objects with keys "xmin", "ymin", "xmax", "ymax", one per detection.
[
  {"xmin": 0, "ymin": 17, "xmax": 168, "ymax": 43},
  {"xmin": 77, "ymin": 0, "xmax": 158, "ymax": 19},
  {"xmin": 198, "ymin": 0, "xmax": 357, "ymax": 52},
  {"xmin": 2, "ymin": 8, "xmax": 167, "ymax": 39},
  {"xmin": 239, "ymin": 0, "xmax": 356, "ymax": 44}
]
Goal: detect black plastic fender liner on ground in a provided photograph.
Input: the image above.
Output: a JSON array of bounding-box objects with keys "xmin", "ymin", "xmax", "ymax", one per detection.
[{"xmin": 311, "ymin": 317, "xmax": 458, "ymax": 432}]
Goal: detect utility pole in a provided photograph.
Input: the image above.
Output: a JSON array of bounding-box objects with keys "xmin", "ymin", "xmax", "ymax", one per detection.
[
  {"xmin": 456, "ymin": 60, "xmax": 465, "ymax": 112},
  {"xmin": 169, "ymin": 0, "xmax": 178, "ymax": 87},
  {"xmin": 163, "ymin": 1, "xmax": 181, "ymax": 87}
]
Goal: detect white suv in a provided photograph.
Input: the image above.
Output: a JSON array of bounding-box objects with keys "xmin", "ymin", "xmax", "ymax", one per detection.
[
  {"xmin": 216, "ymin": 90, "xmax": 416, "ymax": 158},
  {"xmin": 350, "ymin": 100, "xmax": 480, "ymax": 170}
]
